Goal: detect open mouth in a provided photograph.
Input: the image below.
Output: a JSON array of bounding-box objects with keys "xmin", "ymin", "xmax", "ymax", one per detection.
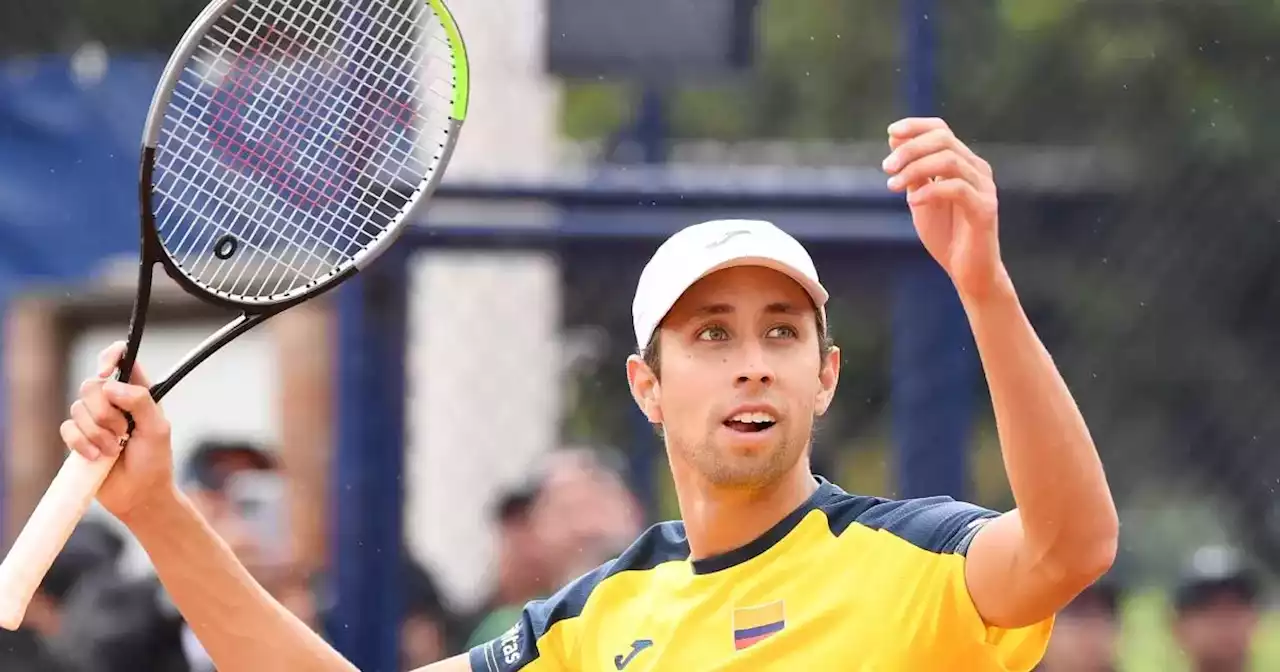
[{"xmin": 724, "ymin": 411, "xmax": 777, "ymax": 434}]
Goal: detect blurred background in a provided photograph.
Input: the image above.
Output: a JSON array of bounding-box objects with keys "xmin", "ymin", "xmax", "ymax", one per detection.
[{"xmin": 0, "ymin": 0, "xmax": 1278, "ymax": 670}]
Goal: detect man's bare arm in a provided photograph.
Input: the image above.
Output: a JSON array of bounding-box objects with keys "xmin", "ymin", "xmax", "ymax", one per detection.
[
  {"xmin": 412, "ymin": 655, "xmax": 472, "ymax": 672},
  {"xmin": 124, "ymin": 486, "xmax": 359, "ymax": 672},
  {"xmin": 961, "ymin": 280, "xmax": 1119, "ymax": 628},
  {"xmin": 881, "ymin": 117, "xmax": 1118, "ymax": 629}
]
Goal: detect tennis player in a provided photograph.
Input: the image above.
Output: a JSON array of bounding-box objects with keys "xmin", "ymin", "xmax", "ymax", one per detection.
[{"xmin": 62, "ymin": 118, "xmax": 1118, "ymax": 671}]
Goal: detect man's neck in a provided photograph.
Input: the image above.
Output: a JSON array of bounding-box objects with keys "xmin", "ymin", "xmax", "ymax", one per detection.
[{"xmin": 673, "ymin": 462, "xmax": 819, "ymax": 562}]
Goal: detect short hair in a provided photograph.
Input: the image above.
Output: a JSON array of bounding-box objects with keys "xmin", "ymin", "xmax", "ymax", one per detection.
[
  {"xmin": 181, "ymin": 438, "xmax": 278, "ymax": 492},
  {"xmin": 491, "ymin": 444, "xmax": 632, "ymax": 522}
]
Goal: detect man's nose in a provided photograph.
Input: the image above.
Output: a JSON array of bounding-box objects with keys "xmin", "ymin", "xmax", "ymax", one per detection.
[{"xmin": 734, "ymin": 341, "xmax": 774, "ymax": 387}]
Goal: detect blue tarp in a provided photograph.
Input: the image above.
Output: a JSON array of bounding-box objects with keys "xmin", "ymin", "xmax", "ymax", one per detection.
[{"xmin": 0, "ymin": 56, "xmax": 168, "ymax": 283}]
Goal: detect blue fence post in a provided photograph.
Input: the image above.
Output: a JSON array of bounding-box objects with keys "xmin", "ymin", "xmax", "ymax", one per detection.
[
  {"xmin": 623, "ymin": 82, "xmax": 668, "ymax": 517},
  {"xmin": 634, "ymin": 84, "xmax": 669, "ymax": 165},
  {"xmin": 891, "ymin": 0, "xmax": 976, "ymax": 500},
  {"xmin": 890, "ymin": 253, "xmax": 976, "ymax": 500},
  {"xmin": 0, "ymin": 285, "xmax": 9, "ymax": 543},
  {"xmin": 328, "ymin": 251, "xmax": 408, "ymax": 672}
]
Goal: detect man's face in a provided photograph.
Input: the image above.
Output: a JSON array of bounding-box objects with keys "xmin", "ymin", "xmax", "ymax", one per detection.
[
  {"xmin": 1040, "ymin": 610, "xmax": 1118, "ymax": 671},
  {"xmin": 628, "ymin": 266, "xmax": 839, "ymax": 489},
  {"xmin": 187, "ymin": 455, "xmax": 288, "ymax": 584},
  {"xmin": 1175, "ymin": 595, "xmax": 1259, "ymax": 669},
  {"xmin": 401, "ymin": 614, "xmax": 447, "ymax": 667},
  {"xmin": 529, "ymin": 454, "xmax": 642, "ymax": 585}
]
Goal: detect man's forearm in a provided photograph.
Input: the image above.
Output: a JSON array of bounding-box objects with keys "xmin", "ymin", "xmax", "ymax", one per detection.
[
  {"xmin": 963, "ymin": 275, "xmax": 1118, "ymax": 569},
  {"xmin": 123, "ymin": 488, "xmax": 357, "ymax": 672}
]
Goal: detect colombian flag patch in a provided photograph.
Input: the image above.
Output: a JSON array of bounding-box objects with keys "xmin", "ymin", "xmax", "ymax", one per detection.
[{"xmin": 732, "ymin": 600, "xmax": 785, "ymax": 650}]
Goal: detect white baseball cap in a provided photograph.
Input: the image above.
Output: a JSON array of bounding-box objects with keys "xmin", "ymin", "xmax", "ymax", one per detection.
[{"xmin": 632, "ymin": 219, "xmax": 829, "ymax": 349}]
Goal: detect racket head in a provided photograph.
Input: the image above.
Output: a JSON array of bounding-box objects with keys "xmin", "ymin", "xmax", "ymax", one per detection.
[{"xmin": 138, "ymin": 0, "xmax": 469, "ymax": 309}]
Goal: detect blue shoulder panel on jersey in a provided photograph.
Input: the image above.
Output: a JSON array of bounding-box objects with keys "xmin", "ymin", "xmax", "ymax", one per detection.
[
  {"xmin": 817, "ymin": 484, "xmax": 1000, "ymax": 556},
  {"xmin": 469, "ymin": 521, "xmax": 690, "ymax": 672}
]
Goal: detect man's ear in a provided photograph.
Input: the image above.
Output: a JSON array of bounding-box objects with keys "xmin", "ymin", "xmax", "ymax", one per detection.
[
  {"xmin": 815, "ymin": 345, "xmax": 840, "ymax": 416},
  {"xmin": 626, "ymin": 354, "xmax": 663, "ymax": 424}
]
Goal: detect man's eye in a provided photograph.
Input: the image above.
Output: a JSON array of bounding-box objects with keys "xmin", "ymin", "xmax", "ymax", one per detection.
[
  {"xmin": 767, "ymin": 325, "xmax": 798, "ymax": 339},
  {"xmin": 697, "ymin": 326, "xmax": 729, "ymax": 341}
]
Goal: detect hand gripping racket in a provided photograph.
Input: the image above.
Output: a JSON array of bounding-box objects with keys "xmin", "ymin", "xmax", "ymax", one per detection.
[{"xmin": 0, "ymin": 0, "xmax": 469, "ymax": 629}]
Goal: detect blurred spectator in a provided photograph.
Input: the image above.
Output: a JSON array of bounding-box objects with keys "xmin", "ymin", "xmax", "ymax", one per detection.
[
  {"xmin": 1037, "ymin": 576, "xmax": 1122, "ymax": 672},
  {"xmin": 1172, "ymin": 545, "xmax": 1262, "ymax": 672},
  {"xmin": 57, "ymin": 438, "xmax": 313, "ymax": 672},
  {"xmin": 182, "ymin": 439, "xmax": 314, "ymax": 628},
  {"xmin": 400, "ymin": 555, "xmax": 455, "ymax": 668},
  {"xmin": 531, "ymin": 446, "xmax": 643, "ymax": 584},
  {"xmin": 0, "ymin": 519, "xmax": 124, "ymax": 672},
  {"xmin": 456, "ymin": 473, "xmax": 544, "ymax": 652},
  {"xmin": 463, "ymin": 446, "xmax": 643, "ymax": 650}
]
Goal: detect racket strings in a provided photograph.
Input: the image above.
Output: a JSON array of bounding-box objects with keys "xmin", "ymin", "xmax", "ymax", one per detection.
[
  {"xmin": 151, "ymin": 0, "xmax": 456, "ymax": 302},
  {"xmin": 223, "ymin": 0, "xmax": 442, "ymax": 294},
  {"xmin": 205, "ymin": 0, "xmax": 427, "ymax": 210},
  {"xmin": 157, "ymin": 4, "xmax": 407, "ymax": 282},
  {"xmin": 170, "ymin": 0, "xmax": 431, "ymax": 275}
]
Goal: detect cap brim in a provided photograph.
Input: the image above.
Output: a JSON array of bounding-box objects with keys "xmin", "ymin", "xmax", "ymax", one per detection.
[
  {"xmin": 639, "ymin": 253, "xmax": 829, "ymax": 348},
  {"xmin": 699, "ymin": 255, "xmax": 829, "ymax": 309}
]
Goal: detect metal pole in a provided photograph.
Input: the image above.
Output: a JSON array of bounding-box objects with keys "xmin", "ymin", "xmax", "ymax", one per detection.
[
  {"xmin": 634, "ymin": 84, "xmax": 669, "ymax": 165},
  {"xmin": 891, "ymin": 0, "xmax": 976, "ymax": 500},
  {"xmin": 625, "ymin": 81, "xmax": 668, "ymax": 516},
  {"xmin": 902, "ymin": 0, "xmax": 936, "ymax": 113},
  {"xmin": 328, "ymin": 253, "xmax": 408, "ymax": 671},
  {"xmin": 0, "ymin": 287, "xmax": 8, "ymax": 543}
]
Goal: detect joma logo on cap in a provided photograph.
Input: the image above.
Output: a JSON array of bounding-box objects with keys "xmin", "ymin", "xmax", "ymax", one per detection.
[{"xmin": 706, "ymin": 230, "xmax": 750, "ymax": 248}]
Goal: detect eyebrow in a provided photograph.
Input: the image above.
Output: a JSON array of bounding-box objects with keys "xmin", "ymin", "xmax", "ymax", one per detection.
[{"xmin": 691, "ymin": 302, "xmax": 805, "ymax": 317}]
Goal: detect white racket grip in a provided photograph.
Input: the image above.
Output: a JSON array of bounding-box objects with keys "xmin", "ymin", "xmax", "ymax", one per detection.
[{"xmin": 0, "ymin": 450, "xmax": 118, "ymax": 630}]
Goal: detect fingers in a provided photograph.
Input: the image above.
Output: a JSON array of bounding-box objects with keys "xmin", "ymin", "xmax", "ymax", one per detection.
[
  {"xmin": 905, "ymin": 178, "xmax": 998, "ymax": 226},
  {"xmin": 70, "ymin": 397, "xmax": 124, "ymax": 460},
  {"xmin": 62, "ymin": 419, "xmax": 102, "ymax": 461},
  {"xmin": 96, "ymin": 342, "xmax": 128, "ymax": 377},
  {"xmin": 63, "ymin": 345, "xmax": 166, "ymax": 462},
  {"xmin": 79, "ymin": 378, "xmax": 131, "ymax": 437},
  {"xmin": 886, "ymin": 147, "xmax": 987, "ymax": 194},
  {"xmin": 102, "ymin": 379, "xmax": 168, "ymax": 440},
  {"xmin": 884, "ymin": 127, "xmax": 990, "ymax": 178},
  {"xmin": 66, "ymin": 377, "xmax": 131, "ymax": 461},
  {"xmin": 96, "ymin": 341, "xmax": 154, "ymax": 387},
  {"xmin": 888, "ymin": 116, "xmax": 949, "ymax": 139},
  {"xmin": 884, "ymin": 119, "xmax": 994, "ymax": 202}
]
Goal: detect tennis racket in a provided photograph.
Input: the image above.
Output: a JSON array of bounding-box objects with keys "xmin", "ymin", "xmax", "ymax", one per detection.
[{"xmin": 0, "ymin": 0, "xmax": 469, "ymax": 630}]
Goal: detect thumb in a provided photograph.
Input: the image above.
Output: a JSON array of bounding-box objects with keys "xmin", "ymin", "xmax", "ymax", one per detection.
[
  {"xmin": 102, "ymin": 380, "xmax": 164, "ymax": 435},
  {"xmin": 97, "ymin": 342, "xmax": 127, "ymax": 377},
  {"xmin": 97, "ymin": 341, "xmax": 154, "ymax": 388}
]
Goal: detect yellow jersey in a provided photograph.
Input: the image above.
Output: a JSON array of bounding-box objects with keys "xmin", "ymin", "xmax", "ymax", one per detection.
[{"xmin": 469, "ymin": 478, "xmax": 1053, "ymax": 671}]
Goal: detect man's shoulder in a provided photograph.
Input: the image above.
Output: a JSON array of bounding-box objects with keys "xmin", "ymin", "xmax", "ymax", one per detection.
[
  {"xmin": 610, "ymin": 519, "xmax": 692, "ymax": 574},
  {"xmin": 813, "ymin": 481, "xmax": 1001, "ymax": 557}
]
